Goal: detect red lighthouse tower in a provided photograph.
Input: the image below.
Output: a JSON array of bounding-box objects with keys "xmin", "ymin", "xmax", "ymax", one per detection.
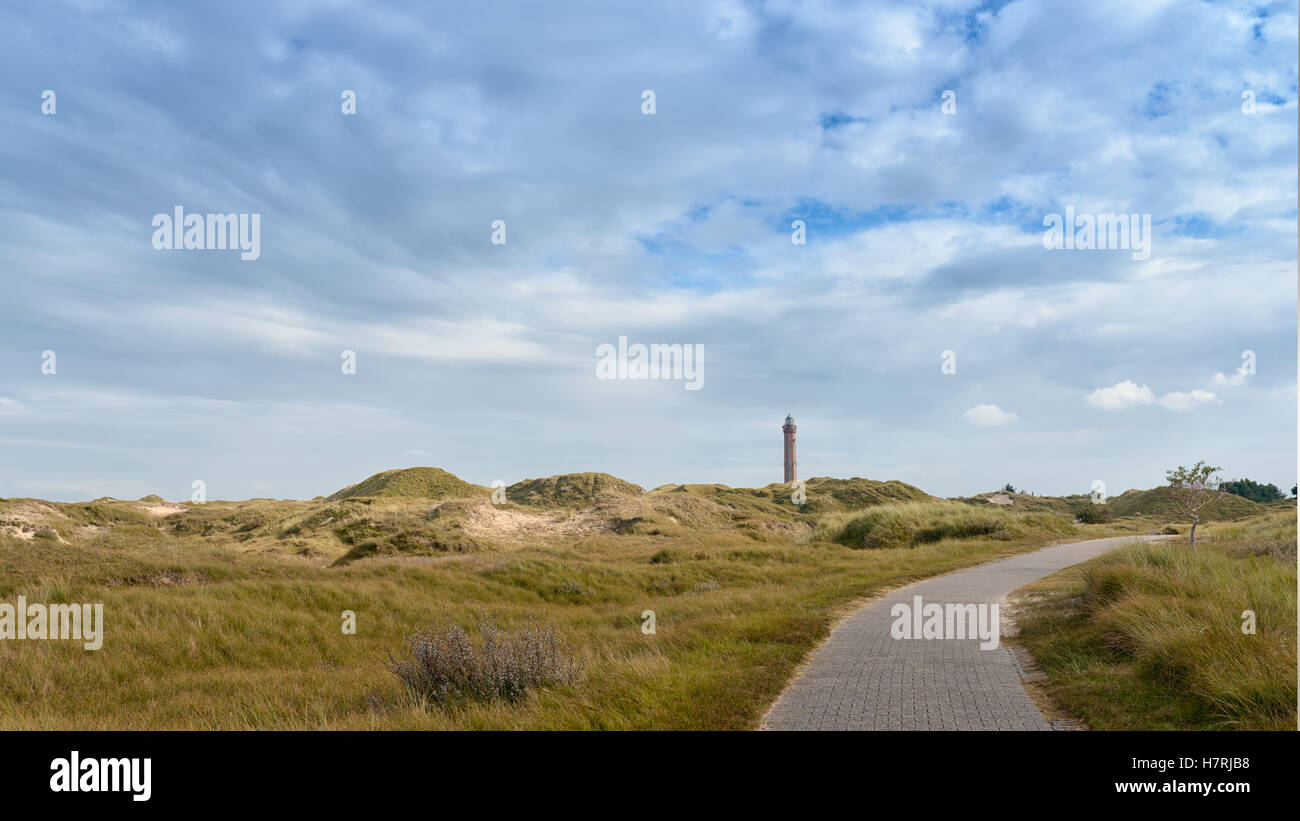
[{"xmin": 782, "ymin": 414, "xmax": 797, "ymax": 483}]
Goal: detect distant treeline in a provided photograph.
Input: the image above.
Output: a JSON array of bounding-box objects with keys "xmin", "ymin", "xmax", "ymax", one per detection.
[{"xmin": 1218, "ymin": 478, "xmax": 1289, "ymax": 504}]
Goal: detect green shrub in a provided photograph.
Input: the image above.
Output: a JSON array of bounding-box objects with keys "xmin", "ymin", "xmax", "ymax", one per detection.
[
  {"xmin": 827, "ymin": 501, "xmax": 1017, "ymax": 549},
  {"xmin": 1074, "ymin": 504, "xmax": 1113, "ymax": 524}
]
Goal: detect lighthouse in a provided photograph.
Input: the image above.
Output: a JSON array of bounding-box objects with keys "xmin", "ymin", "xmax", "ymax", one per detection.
[{"xmin": 782, "ymin": 414, "xmax": 797, "ymax": 483}]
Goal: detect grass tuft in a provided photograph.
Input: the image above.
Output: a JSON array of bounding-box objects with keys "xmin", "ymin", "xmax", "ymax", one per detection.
[
  {"xmin": 813, "ymin": 500, "xmax": 1055, "ymax": 549},
  {"xmin": 1012, "ymin": 509, "xmax": 1296, "ymax": 730}
]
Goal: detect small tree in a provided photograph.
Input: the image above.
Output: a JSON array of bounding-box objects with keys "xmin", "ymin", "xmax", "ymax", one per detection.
[
  {"xmin": 1002, "ymin": 483, "xmax": 1018, "ymax": 494},
  {"xmin": 1165, "ymin": 461, "xmax": 1223, "ymax": 549}
]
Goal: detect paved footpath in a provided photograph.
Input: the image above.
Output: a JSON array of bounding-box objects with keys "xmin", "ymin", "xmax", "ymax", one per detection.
[{"xmin": 762, "ymin": 536, "xmax": 1165, "ymax": 731}]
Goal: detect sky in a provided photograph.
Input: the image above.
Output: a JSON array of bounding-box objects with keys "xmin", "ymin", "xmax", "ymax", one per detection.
[{"xmin": 0, "ymin": 0, "xmax": 1296, "ymax": 502}]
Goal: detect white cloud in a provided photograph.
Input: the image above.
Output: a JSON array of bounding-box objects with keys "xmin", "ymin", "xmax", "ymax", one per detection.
[
  {"xmin": 1086, "ymin": 380, "xmax": 1155, "ymax": 409},
  {"xmin": 1158, "ymin": 389, "xmax": 1219, "ymax": 411},
  {"xmin": 1212, "ymin": 368, "xmax": 1251, "ymax": 387},
  {"xmin": 1088, "ymin": 380, "xmax": 1221, "ymax": 412},
  {"xmin": 964, "ymin": 403, "xmax": 1018, "ymax": 427}
]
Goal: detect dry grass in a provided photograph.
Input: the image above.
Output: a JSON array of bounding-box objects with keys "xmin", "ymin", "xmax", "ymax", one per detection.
[
  {"xmin": 0, "ymin": 489, "xmax": 1091, "ymax": 729},
  {"xmin": 809, "ymin": 499, "xmax": 1077, "ymax": 549},
  {"xmin": 1010, "ymin": 508, "xmax": 1297, "ymax": 730}
]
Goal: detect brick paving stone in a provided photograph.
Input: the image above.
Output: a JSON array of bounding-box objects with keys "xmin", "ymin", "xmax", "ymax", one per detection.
[{"xmin": 762, "ymin": 536, "xmax": 1164, "ymax": 731}]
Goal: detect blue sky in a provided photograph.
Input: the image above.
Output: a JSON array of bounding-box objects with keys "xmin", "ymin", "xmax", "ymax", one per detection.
[{"xmin": 0, "ymin": 0, "xmax": 1296, "ymax": 502}]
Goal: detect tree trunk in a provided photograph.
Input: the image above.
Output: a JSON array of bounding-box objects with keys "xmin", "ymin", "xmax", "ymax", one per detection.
[{"xmin": 1189, "ymin": 515, "xmax": 1198, "ymax": 549}]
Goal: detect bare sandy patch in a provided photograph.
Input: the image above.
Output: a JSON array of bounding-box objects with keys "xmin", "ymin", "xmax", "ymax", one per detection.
[
  {"xmin": 0, "ymin": 522, "xmax": 36, "ymax": 541},
  {"xmin": 460, "ymin": 502, "xmax": 606, "ymax": 545},
  {"xmin": 0, "ymin": 520, "xmax": 66, "ymax": 543},
  {"xmin": 141, "ymin": 502, "xmax": 188, "ymax": 517}
]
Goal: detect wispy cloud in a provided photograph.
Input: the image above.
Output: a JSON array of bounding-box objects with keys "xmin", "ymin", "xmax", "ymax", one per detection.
[{"xmin": 1158, "ymin": 389, "xmax": 1220, "ymax": 412}]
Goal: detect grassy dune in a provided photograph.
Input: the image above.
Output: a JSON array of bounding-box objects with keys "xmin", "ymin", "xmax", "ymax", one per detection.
[
  {"xmin": 1010, "ymin": 508, "xmax": 1297, "ymax": 730},
  {"xmin": 327, "ymin": 467, "xmax": 490, "ymax": 502},
  {"xmin": 810, "ymin": 499, "xmax": 1077, "ymax": 549},
  {"xmin": 4, "ymin": 471, "xmax": 1285, "ymax": 730},
  {"xmin": 1107, "ymin": 485, "xmax": 1265, "ymax": 521},
  {"xmin": 508, "ymin": 473, "xmax": 644, "ymax": 507},
  {"xmin": 0, "ymin": 479, "xmax": 1099, "ymax": 730}
]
